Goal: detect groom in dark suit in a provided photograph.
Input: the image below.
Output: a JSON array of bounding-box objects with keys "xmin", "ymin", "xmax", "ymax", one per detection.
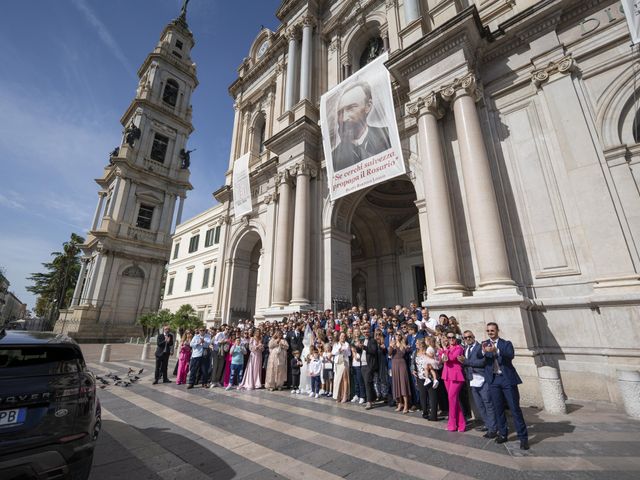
[
  {"xmin": 482, "ymin": 322, "xmax": 529, "ymax": 450},
  {"xmin": 331, "ymin": 80, "xmax": 391, "ymax": 171},
  {"xmin": 154, "ymin": 324, "xmax": 174, "ymax": 384}
]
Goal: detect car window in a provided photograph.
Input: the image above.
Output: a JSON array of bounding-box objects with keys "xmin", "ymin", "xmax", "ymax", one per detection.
[{"xmin": 0, "ymin": 346, "xmax": 82, "ymax": 376}]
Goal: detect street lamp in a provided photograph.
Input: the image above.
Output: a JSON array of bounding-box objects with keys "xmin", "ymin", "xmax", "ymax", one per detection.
[{"xmin": 48, "ymin": 299, "xmax": 58, "ymax": 331}]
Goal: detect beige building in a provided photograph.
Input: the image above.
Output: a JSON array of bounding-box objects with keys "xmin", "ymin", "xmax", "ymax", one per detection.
[{"xmin": 172, "ymin": 0, "xmax": 638, "ymax": 408}]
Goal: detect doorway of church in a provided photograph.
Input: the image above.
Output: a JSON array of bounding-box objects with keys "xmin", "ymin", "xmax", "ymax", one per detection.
[
  {"xmin": 228, "ymin": 231, "xmax": 262, "ymax": 325},
  {"xmin": 348, "ymin": 179, "xmax": 425, "ymax": 308}
]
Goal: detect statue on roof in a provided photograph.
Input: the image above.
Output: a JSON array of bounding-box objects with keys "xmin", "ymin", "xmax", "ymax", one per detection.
[{"xmin": 180, "ymin": 0, "xmax": 190, "ymax": 19}]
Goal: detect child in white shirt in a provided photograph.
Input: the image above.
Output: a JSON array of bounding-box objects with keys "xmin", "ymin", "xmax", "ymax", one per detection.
[{"xmin": 308, "ymin": 351, "xmax": 323, "ymax": 398}]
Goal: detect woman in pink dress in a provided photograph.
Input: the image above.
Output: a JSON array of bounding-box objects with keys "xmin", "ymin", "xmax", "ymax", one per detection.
[
  {"xmin": 239, "ymin": 330, "xmax": 264, "ymax": 390},
  {"xmin": 176, "ymin": 332, "xmax": 193, "ymax": 385},
  {"xmin": 440, "ymin": 333, "xmax": 466, "ymax": 432}
]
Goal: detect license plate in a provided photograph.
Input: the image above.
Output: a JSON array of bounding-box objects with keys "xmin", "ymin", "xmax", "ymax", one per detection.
[{"xmin": 0, "ymin": 408, "xmax": 26, "ymax": 426}]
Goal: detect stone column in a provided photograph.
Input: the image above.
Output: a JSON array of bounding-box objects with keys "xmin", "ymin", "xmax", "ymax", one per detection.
[
  {"xmin": 71, "ymin": 259, "xmax": 88, "ymax": 306},
  {"xmin": 228, "ymin": 102, "xmax": 241, "ymax": 170},
  {"xmin": 84, "ymin": 253, "xmax": 104, "ymax": 306},
  {"xmin": 404, "ymin": 0, "xmax": 421, "ymax": 24},
  {"xmin": 91, "ymin": 192, "xmax": 106, "ymax": 230},
  {"xmin": 290, "ymin": 162, "xmax": 314, "ymax": 305},
  {"xmin": 284, "ymin": 27, "xmax": 300, "ymax": 112},
  {"xmin": 410, "ymin": 93, "xmax": 465, "ymax": 293},
  {"xmin": 272, "ymin": 172, "xmax": 293, "ymax": 306},
  {"xmin": 299, "ymin": 16, "xmax": 315, "ymax": 103},
  {"xmin": 158, "ymin": 193, "xmax": 174, "ymax": 233},
  {"xmin": 175, "ymin": 195, "xmax": 185, "ymax": 227},
  {"xmin": 106, "ymin": 175, "xmax": 122, "ymax": 217},
  {"xmin": 443, "ymin": 74, "xmax": 514, "ymax": 289}
]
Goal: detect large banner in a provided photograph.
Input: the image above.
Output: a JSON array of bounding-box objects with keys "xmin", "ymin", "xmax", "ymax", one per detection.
[
  {"xmin": 320, "ymin": 53, "xmax": 405, "ymax": 200},
  {"xmin": 622, "ymin": 0, "xmax": 640, "ymax": 44},
  {"xmin": 232, "ymin": 153, "xmax": 252, "ymax": 217}
]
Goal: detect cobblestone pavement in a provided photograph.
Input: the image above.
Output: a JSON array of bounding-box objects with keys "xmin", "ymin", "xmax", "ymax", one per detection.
[{"xmin": 82, "ymin": 344, "xmax": 640, "ymax": 480}]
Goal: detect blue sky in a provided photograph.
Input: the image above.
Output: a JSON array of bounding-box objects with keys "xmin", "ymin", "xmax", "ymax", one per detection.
[{"xmin": 0, "ymin": 0, "xmax": 282, "ymax": 310}]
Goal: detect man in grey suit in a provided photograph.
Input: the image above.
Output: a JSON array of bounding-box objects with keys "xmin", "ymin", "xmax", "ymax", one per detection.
[{"xmin": 331, "ymin": 80, "xmax": 391, "ymax": 171}]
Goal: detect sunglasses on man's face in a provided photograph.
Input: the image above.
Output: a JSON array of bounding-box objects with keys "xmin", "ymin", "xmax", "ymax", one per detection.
[
  {"xmin": 447, "ymin": 336, "xmax": 455, "ymax": 339},
  {"xmin": 463, "ymin": 336, "xmax": 473, "ymax": 339}
]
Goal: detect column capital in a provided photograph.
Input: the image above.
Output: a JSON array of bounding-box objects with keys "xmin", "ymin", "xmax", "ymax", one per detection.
[
  {"xmin": 277, "ymin": 169, "xmax": 293, "ymax": 186},
  {"xmin": 264, "ymin": 193, "xmax": 277, "ymax": 204},
  {"xmin": 98, "ymin": 190, "xmax": 107, "ymax": 198},
  {"xmin": 328, "ymin": 37, "xmax": 340, "ymax": 53},
  {"xmin": 285, "ymin": 25, "xmax": 300, "ymax": 41},
  {"xmin": 293, "ymin": 160, "xmax": 317, "ymax": 178},
  {"xmin": 440, "ymin": 73, "xmax": 481, "ymax": 103},
  {"xmin": 531, "ymin": 55, "xmax": 577, "ymax": 89},
  {"xmin": 407, "ymin": 92, "xmax": 445, "ymax": 119},
  {"xmin": 216, "ymin": 215, "xmax": 230, "ymax": 225},
  {"xmin": 300, "ymin": 15, "xmax": 316, "ymax": 29}
]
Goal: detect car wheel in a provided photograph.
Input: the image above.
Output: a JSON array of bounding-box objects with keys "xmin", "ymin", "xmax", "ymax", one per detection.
[{"xmin": 69, "ymin": 453, "xmax": 93, "ymax": 480}]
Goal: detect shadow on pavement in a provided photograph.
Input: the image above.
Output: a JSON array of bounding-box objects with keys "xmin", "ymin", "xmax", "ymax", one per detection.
[
  {"xmin": 90, "ymin": 420, "xmax": 236, "ymax": 479},
  {"xmin": 523, "ymin": 407, "xmax": 576, "ymax": 446}
]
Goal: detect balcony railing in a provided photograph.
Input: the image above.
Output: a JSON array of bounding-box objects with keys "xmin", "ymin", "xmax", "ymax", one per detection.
[{"xmin": 127, "ymin": 225, "xmax": 157, "ymax": 243}]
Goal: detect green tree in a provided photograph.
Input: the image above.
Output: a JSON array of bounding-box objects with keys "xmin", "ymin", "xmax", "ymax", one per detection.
[
  {"xmin": 171, "ymin": 304, "xmax": 202, "ymax": 332},
  {"xmin": 137, "ymin": 309, "xmax": 176, "ymax": 340},
  {"xmin": 27, "ymin": 233, "xmax": 84, "ymax": 325}
]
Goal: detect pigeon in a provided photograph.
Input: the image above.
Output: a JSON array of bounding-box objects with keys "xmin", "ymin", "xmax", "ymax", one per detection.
[
  {"xmin": 138, "ymin": 368, "xmax": 144, "ymax": 374},
  {"xmin": 99, "ymin": 385, "xmax": 107, "ymax": 389},
  {"xmin": 127, "ymin": 368, "xmax": 135, "ymax": 375}
]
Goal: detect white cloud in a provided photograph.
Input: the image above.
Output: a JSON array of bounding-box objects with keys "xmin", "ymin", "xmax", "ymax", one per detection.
[
  {"xmin": 0, "ymin": 191, "xmax": 25, "ymax": 210},
  {"xmin": 0, "ymin": 234, "xmax": 60, "ymax": 310},
  {"xmin": 0, "ymin": 86, "xmax": 117, "ymax": 181},
  {"xmin": 70, "ymin": 0, "xmax": 136, "ymax": 78}
]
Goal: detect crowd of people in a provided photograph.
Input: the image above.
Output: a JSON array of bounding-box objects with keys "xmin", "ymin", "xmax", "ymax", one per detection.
[{"xmin": 154, "ymin": 302, "xmax": 530, "ymax": 450}]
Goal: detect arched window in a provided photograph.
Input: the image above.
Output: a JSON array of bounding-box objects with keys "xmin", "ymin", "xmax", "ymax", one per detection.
[
  {"xmin": 359, "ymin": 37, "xmax": 384, "ymax": 69},
  {"xmin": 258, "ymin": 122, "xmax": 266, "ymax": 154},
  {"xmin": 251, "ymin": 114, "xmax": 267, "ymax": 156},
  {"xmin": 162, "ymin": 79, "xmax": 179, "ymax": 107}
]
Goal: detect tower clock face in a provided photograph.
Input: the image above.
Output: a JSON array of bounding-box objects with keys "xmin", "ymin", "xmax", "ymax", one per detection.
[{"xmin": 257, "ymin": 41, "xmax": 269, "ymax": 59}]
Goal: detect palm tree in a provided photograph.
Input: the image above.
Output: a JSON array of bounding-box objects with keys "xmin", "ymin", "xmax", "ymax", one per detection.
[{"xmin": 171, "ymin": 304, "xmax": 202, "ymax": 332}]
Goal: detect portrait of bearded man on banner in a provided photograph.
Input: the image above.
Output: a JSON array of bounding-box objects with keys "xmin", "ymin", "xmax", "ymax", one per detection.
[{"xmin": 331, "ymin": 80, "xmax": 392, "ymax": 171}]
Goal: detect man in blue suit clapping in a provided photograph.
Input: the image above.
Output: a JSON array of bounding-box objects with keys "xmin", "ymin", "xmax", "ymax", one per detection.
[{"xmin": 482, "ymin": 322, "xmax": 529, "ymax": 450}]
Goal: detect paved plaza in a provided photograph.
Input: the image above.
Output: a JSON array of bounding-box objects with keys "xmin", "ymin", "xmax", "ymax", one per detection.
[{"xmin": 81, "ymin": 344, "xmax": 640, "ymax": 480}]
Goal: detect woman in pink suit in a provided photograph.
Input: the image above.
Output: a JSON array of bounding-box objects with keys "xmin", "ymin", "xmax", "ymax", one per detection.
[
  {"xmin": 440, "ymin": 333, "xmax": 466, "ymax": 432},
  {"xmin": 239, "ymin": 330, "xmax": 264, "ymax": 390},
  {"xmin": 176, "ymin": 332, "xmax": 193, "ymax": 385}
]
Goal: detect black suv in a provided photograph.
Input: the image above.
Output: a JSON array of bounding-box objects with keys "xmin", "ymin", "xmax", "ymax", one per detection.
[{"xmin": 0, "ymin": 329, "xmax": 101, "ymax": 479}]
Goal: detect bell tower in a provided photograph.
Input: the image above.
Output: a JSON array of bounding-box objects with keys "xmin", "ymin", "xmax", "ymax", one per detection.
[{"xmin": 58, "ymin": 4, "xmax": 198, "ymax": 340}]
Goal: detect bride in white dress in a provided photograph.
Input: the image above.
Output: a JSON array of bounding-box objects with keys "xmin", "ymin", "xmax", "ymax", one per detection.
[{"xmin": 297, "ymin": 324, "xmax": 313, "ymax": 394}]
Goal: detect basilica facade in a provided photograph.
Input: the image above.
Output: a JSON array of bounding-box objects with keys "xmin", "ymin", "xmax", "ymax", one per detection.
[{"xmin": 160, "ymin": 0, "xmax": 640, "ymax": 407}]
